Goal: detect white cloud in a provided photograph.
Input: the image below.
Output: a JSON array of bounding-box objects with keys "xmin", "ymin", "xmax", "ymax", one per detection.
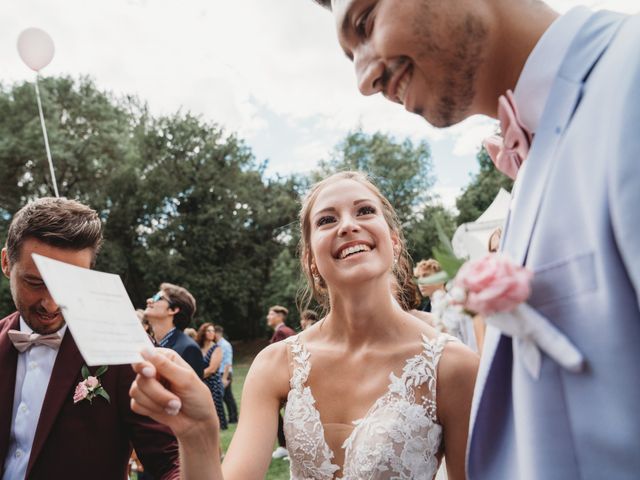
[{"xmin": 1, "ymin": 0, "xmax": 636, "ymax": 194}]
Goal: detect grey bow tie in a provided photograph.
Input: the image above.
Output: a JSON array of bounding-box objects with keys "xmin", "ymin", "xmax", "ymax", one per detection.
[{"xmin": 7, "ymin": 329, "xmax": 62, "ymax": 352}]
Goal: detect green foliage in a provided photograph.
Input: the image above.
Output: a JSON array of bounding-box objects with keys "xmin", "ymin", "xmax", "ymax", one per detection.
[
  {"xmin": 315, "ymin": 129, "xmax": 435, "ymax": 223},
  {"xmin": 0, "ymin": 76, "xmax": 465, "ymax": 341},
  {"xmin": 0, "ymin": 76, "xmax": 300, "ymax": 339},
  {"xmin": 456, "ymin": 147, "xmax": 513, "ymax": 225},
  {"xmin": 405, "ymin": 204, "xmax": 456, "ymax": 265}
]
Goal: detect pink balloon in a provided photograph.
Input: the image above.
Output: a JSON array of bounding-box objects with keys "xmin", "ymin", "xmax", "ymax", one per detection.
[{"xmin": 17, "ymin": 28, "xmax": 55, "ymax": 72}]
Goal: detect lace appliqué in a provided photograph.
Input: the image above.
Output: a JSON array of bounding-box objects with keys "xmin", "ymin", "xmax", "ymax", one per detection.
[
  {"xmin": 284, "ymin": 337, "xmax": 341, "ymax": 479},
  {"xmin": 284, "ymin": 334, "xmax": 454, "ymax": 480}
]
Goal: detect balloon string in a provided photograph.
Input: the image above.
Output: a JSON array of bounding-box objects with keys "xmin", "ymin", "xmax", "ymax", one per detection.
[{"xmin": 34, "ymin": 75, "xmax": 59, "ymax": 198}]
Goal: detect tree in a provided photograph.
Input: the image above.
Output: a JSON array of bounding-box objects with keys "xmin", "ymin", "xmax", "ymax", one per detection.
[
  {"xmin": 315, "ymin": 130, "xmax": 435, "ymax": 224},
  {"xmin": 0, "ymin": 76, "xmax": 302, "ymax": 339},
  {"xmin": 405, "ymin": 204, "xmax": 457, "ymax": 263},
  {"xmin": 456, "ymin": 147, "xmax": 513, "ymax": 225}
]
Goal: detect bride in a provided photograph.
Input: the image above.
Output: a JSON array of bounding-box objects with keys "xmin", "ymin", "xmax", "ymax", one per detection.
[{"xmin": 129, "ymin": 171, "xmax": 478, "ymax": 479}]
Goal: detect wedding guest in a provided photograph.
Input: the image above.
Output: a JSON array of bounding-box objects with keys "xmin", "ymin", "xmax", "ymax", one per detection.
[
  {"xmin": 266, "ymin": 305, "xmax": 295, "ymax": 460},
  {"xmin": 0, "ymin": 197, "xmax": 179, "ymax": 479},
  {"xmin": 130, "ymin": 171, "xmax": 478, "ymax": 479},
  {"xmin": 402, "ymin": 277, "xmax": 436, "ymax": 327},
  {"xmin": 309, "ymin": 1, "xmax": 640, "ymax": 478},
  {"xmin": 144, "ymin": 283, "xmax": 203, "ymax": 378},
  {"xmin": 299, "ymin": 310, "xmax": 318, "ymax": 330},
  {"xmin": 487, "ymin": 227, "xmax": 502, "ymax": 253},
  {"xmin": 414, "ymin": 259, "xmax": 445, "ymax": 312},
  {"xmin": 184, "ymin": 327, "xmax": 197, "ymax": 341},
  {"xmin": 214, "ymin": 325, "xmax": 238, "ymax": 424},
  {"xmin": 196, "ymin": 323, "xmax": 227, "ymax": 431},
  {"xmin": 267, "ymin": 305, "xmax": 295, "ymax": 343},
  {"xmin": 472, "ymin": 226, "xmax": 504, "ymax": 356}
]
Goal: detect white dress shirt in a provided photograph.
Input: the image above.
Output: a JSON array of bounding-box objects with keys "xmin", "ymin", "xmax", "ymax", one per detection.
[
  {"xmin": 3, "ymin": 318, "xmax": 67, "ymax": 480},
  {"xmin": 508, "ymin": 6, "xmax": 593, "ymax": 219}
]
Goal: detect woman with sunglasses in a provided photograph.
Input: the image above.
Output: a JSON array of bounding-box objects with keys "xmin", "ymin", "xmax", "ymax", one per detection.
[{"xmin": 131, "ymin": 173, "xmax": 478, "ymax": 479}]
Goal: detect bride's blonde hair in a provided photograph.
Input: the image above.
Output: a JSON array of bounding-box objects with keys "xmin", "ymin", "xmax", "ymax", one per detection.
[{"xmin": 297, "ymin": 171, "xmax": 414, "ymax": 314}]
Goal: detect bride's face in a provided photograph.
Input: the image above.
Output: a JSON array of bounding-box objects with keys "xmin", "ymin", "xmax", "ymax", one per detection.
[{"xmin": 308, "ymin": 179, "xmax": 397, "ymax": 290}]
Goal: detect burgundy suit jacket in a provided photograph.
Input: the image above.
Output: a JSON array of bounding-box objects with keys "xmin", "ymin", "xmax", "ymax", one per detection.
[
  {"xmin": 269, "ymin": 324, "xmax": 296, "ymax": 344},
  {"xmin": 0, "ymin": 312, "xmax": 180, "ymax": 479}
]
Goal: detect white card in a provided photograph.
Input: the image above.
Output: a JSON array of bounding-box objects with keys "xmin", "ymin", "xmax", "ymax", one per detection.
[{"xmin": 32, "ymin": 253, "xmax": 153, "ymax": 366}]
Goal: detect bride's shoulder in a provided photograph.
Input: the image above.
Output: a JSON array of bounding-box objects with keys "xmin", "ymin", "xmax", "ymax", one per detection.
[
  {"xmin": 434, "ymin": 337, "xmax": 478, "ymax": 423},
  {"xmin": 245, "ymin": 336, "xmax": 298, "ymax": 398},
  {"xmin": 251, "ymin": 336, "xmax": 297, "ymax": 370},
  {"xmin": 438, "ymin": 338, "xmax": 479, "ymax": 379}
]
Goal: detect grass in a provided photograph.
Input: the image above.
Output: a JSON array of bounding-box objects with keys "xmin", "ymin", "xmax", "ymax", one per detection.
[{"xmin": 219, "ymin": 361, "xmax": 291, "ymax": 480}]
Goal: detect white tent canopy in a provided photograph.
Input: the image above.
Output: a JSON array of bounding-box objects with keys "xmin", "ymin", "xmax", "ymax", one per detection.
[{"xmin": 452, "ymin": 188, "xmax": 511, "ymax": 260}]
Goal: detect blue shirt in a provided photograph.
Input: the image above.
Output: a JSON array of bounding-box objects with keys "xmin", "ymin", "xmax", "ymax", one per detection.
[{"xmin": 217, "ymin": 337, "xmax": 233, "ymax": 374}]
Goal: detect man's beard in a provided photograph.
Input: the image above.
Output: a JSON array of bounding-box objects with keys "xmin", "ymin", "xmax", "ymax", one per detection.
[{"xmin": 412, "ymin": 11, "xmax": 488, "ymax": 127}]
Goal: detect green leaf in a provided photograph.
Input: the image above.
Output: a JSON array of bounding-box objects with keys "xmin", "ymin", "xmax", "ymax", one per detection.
[
  {"xmin": 435, "ymin": 219, "xmax": 455, "ymax": 256},
  {"xmin": 97, "ymin": 388, "xmax": 111, "ymax": 403},
  {"xmin": 81, "ymin": 365, "xmax": 90, "ymax": 380},
  {"xmin": 95, "ymin": 365, "xmax": 108, "ymax": 377},
  {"xmin": 432, "ymin": 247, "xmax": 465, "ymax": 279},
  {"xmin": 416, "ymin": 271, "xmax": 450, "ymax": 285}
]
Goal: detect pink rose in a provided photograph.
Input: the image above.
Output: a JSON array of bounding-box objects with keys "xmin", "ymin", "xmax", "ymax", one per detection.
[
  {"xmin": 73, "ymin": 381, "xmax": 89, "ymax": 403},
  {"xmin": 86, "ymin": 376, "xmax": 99, "ymax": 389},
  {"xmin": 454, "ymin": 253, "xmax": 532, "ymax": 314}
]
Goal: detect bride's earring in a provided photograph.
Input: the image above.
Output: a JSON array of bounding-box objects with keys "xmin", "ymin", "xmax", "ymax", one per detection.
[{"xmin": 310, "ymin": 263, "xmax": 324, "ymax": 287}]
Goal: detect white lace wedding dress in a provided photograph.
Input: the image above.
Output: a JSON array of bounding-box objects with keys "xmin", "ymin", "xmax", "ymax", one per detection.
[{"xmin": 283, "ymin": 334, "xmax": 455, "ymax": 480}]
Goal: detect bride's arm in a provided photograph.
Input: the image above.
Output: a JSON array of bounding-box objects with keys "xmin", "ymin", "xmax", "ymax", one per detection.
[
  {"xmin": 437, "ymin": 342, "xmax": 479, "ymax": 480},
  {"xmin": 222, "ymin": 342, "xmax": 290, "ymax": 478},
  {"xmin": 130, "ymin": 343, "xmax": 289, "ymax": 480}
]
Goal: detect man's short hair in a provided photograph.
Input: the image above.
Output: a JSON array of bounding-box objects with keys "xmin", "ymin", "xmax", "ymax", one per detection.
[
  {"xmin": 6, "ymin": 197, "xmax": 103, "ymax": 266},
  {"xmin": 214, "ymin": 325, "xmax": 224, "ymax": 334},
  {"xmin": 301, "ymin": 310, "xmax": 318, "ymax": 322},
  {"xmin": 270, "ymin": 305, "xmax": 288, "ymax": 318},
  {"xmin": 161, "ymin": 282, "xmax": 196, "ymax": 331},
  {"xmin": 414, "ymin": 259, "xmax": 442, "ymax": 277}
]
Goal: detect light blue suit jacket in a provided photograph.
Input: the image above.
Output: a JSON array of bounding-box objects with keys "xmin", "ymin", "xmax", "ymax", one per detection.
[{"xmin": 468, "ymin": 10, "xmax": 640, "ymax": 480}]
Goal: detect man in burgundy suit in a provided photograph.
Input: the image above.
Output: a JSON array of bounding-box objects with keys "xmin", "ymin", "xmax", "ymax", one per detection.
[
  {"xmin": 266, "ymin": 305, "xmax": 295, "ymax": 460},
  {"xmin": 0, "ymin": 197, "xmax": 180, "ymax": 479},
  {"xmin": 267, "ymin": 305, "xmax": 295, "ymax": 344}
]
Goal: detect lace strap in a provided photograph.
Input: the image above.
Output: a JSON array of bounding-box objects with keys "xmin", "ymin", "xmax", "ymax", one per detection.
[
  {"xmin": 285, "ymin": 336, "xmax": 311, "ymax": 390},
  {"xmin": 418, "ymin": 334, "xmax": 457, "ymax": 423}
]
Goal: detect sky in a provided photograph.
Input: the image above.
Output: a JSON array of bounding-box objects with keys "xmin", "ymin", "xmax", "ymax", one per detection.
[{"xmin": 1, "ymin": 0, "xmax": 637, "ymax": 209}]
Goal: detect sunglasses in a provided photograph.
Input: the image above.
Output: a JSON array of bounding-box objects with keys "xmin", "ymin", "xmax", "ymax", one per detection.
[{"xmin": 151, "ymin": 292, "xmax": 173, "ymax": 306}]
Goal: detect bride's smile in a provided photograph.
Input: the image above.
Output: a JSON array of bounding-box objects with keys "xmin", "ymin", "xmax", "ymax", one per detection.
[{"xmin": 309, "ymin": 179, "xmax": 397, "ymax": 287}]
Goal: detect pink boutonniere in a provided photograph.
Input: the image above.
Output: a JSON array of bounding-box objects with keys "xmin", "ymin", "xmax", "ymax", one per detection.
[
  {"xmin": 418, "ymin": 225, "xmax": 584, "ymax": 379},
  {"xmin": 450, "ymin": 254, "xmax": 583, "ymax": 378},
  {"xmin": 452, "ymin": 253, "xmax": 533, "ymax": 315},
  {"xmin": 74, "ymin": 365, "xmax": 110, "ymax": 404}
]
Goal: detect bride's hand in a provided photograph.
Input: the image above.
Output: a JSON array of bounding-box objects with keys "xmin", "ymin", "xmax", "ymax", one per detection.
[{"xmin": 130, "ymin": 348, "xmax": 218, "ymax": 439}]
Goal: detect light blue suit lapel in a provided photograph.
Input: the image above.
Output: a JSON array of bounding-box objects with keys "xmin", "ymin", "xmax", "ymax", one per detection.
[
  {"xmin": 469, "ymin": 9, "xmax": 627, "ymax": 464},
  {"xmin": 503, "ymin": 10, "xmax": 626, "ymax": 266}
]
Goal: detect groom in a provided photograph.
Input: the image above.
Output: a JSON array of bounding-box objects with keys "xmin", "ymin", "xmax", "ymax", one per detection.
[
  {"xmin": 0, "ymin": 197, "xmax": 180, "ymax": 479},
  {"xmin": 311, "ymin": 0, "xmax": 640, "ymax": 478}
]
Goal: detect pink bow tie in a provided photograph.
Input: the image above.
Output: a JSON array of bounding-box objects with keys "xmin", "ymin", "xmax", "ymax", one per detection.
[
  {"xmin": 483, "ymin": 90, "xmax": 533, "ymax": 180},
  {"xmin": 8, "ymin": 329, "xmax": 62, "ymax": 352}
]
